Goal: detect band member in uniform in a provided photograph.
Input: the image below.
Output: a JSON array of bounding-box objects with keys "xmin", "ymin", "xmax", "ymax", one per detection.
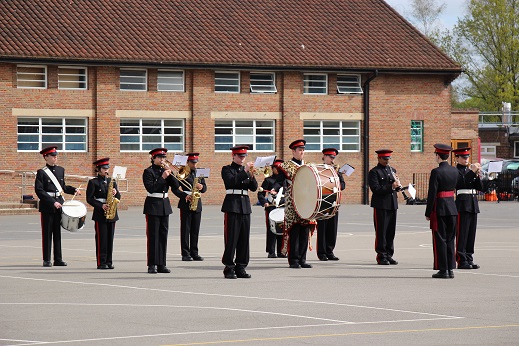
[
  {"xmin": 425, "ymin": 143, "xmax": 459, "ymax": 279},
  {"xmin": 278, "ymin": 139, "xmax": 315, "ymax": 269},
  {"xmin": 143, "ymin": 148, "xmax": 178, "ymax": 274},
  {"xmin": 86, "ymin": 158, "xmax": 121, "ymax": 270},
  {"xmin": 258, "ymin": 159, "xmax": 284, "ymax": 258},
  {"xmin": 452, "ymin": 147, "xmax": 483, "ymax": 270},
  {"xmin": 221, "ymin": 146, "xmax": 258, "ymax": 279},
  {"xmin": 316, "ymin": 148, "xmax": 346, "ymax": 261},
  {"xmin": 34, "ymin": 146, "xmax": 80, "ymax": 267},
  {"xmin": 368, "ymin": 149, "xmax": 399, "ymax": 265},
  {"xmin": 171, "ymin": 152, "xmax": 207, "ymax": 261}
]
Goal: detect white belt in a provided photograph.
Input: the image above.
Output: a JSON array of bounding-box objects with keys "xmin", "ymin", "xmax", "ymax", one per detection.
[
  {"xmin": 147, "ymin": 192, "xmax": 168, "ymax": 198},
  {"xmin": 95, "ymin": 198, "xmax": 107, "ymax": 203},
  {"xmin": 226, "ymin": 189, "xmax": 249, "ymax": 196},
  {"xmin": 457, "ymin": 189, "xmax": 477, "ymax": 195},
  {"xmin": 46, "ymin": 192, "xmax": 61, "ymax": 197}
]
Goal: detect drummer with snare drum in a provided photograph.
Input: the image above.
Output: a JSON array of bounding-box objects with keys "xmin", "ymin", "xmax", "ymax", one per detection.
[
  {"xmin": 258, "ymin": 159, "xmax": 285, "ymax": 258},
  {"xmin": 34, "ymin": 146, "xmax": 81, "ymax": 268}
]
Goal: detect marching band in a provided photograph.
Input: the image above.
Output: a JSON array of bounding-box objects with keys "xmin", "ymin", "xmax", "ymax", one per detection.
[{"xmin": 33, "ymin": 143, "xmax": 481, "ymax": 279}]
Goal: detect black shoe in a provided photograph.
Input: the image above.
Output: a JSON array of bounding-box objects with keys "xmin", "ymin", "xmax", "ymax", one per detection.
[
  {"xmin": 107, "ymin": 264, "xmax": 115, "ymax": 269},
  {"xmin": 432, "ymin": 270, "xmax": 450, "ymax": 279},
  {"xmin": 224, "ymin": 267, "xmax": 237, "ymax": 279},
  {"xmin": 236, "ymin": 270, "xmax": 251, "ymax": 278},
  {"xmin": 182, "ymin": 256, "xmax": 193, "ymax": 261},
  {"xmin": 457, "ymin": 263, "xmax": 472, "ymax": 269},
  {"xmin": 53, "ymin": 261, "xmax": 67, "ymax": 266},
  {"xmin": 192, "ymin": 255, "xmax": 204, "ymax": 261},
  {"xmin": 277, "ymin": 253, "xmax": 287, "ymax": 258},
  {"xmin": 268, "ymin": 253, "xmax": 277, "ymax": 258},
  {"xmin": 318, "ymin": 255, "xmax": 328, "ymax": 261},
  {"xmin": 43, "ymin": 261, "xmax": 52, "ymax": 267},
  {"xmin": 289, "ymin": 263, "xmax": 301, "ymax": 269},
  {"xmin": 97, "ymin": 264, "xmax": 109, "ymax": 270},
  {"xmin": 157, "ymin": 266, "xmax": 171, "ymax": 273},
  {"xmin": 327, "ymin": 254, "xmax": 340, "ymax": 261},
  {"xmin": 448, "ymin": 270, "xmax": 455, "ymax": 278},
  {"xmin": 148, "ymin": 265, "xmax": 157, "ymax": 274},
  {"xmin": 388, "ymin": 258, "xmax": 398, "ymax": 265},
  {"xmin": 378, "ymin": 259, "xmax": 390, "ymax": 265},
  {"xmin": 300, "ymin": 263, "xmax": 313, "ymax": 268},
  {"xmin": 470, "ymin": 262, "xmax": 480, "ymax": 269}
]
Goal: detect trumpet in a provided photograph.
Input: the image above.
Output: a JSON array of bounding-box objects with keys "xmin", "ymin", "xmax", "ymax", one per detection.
[{"xmin": 469, "ymin": 163, "xmax": 483, "ymax": 179}]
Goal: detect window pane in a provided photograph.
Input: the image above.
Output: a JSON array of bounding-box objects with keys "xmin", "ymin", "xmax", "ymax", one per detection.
[
  {"xmin": 120, "ymin": 118, "xmax": 184, "ymax": 152},
  {"xmin": 158, "ymin": 70, "xmax": 184, "ymax": 92},
  {"xmin": 303, "ymin": 120, "xmax": 360, "ymax": 151},
  {"xmin": 215, "ymin": 72, "xmax": 240, "ymax": 92},
  {"xmin": 214, "ymin": 120, "xmax": 274, "ymax": 151}
]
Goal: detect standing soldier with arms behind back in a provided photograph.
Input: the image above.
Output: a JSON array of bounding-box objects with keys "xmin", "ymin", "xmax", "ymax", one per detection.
[
  {"xmin": 368, "ymin": 149, "xmax": 399, "ymax": 265},
  {"xmin": 86, "ymin": 158, "xmax": 121, "ymax": 270},
  {"xmin": 452, "ymin": 147, "xmax": 483, "ymax": 270},
  {"xmin": 34, "ymin": 146, "xmax": 81, "ymax": 267},
  {"xmin": 425, "ymin": 144, "xmax": 458, "ymax": 279},
  {"xmin": 221, "ymin": 146, "xmax": 258, "ymax": 279},
  {"xmin": 172, "ymin": 152, "xmax": 207, "ymax": 262},
  {"xmin": 143, "ymin": 148, "xmax": 179, "ymax": 274},
  {"xmin": 316, "ymin": 148, "xmax": 345, "ymax": 261}
]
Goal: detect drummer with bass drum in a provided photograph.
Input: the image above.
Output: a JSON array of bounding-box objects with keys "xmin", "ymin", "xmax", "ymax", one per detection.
[{"xmin": 34, "ymin": 146, "xmax": 81, "ymax": 267}]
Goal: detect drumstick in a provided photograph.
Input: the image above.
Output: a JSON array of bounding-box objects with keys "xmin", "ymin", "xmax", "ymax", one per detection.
[{"xmin": 70, "ymin": 184, "xmax": 82, "ymax": 201}]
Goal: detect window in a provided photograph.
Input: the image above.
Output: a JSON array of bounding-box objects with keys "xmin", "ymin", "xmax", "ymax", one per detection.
[
  {"xmin": 157, "ymin": 70, "xmax": 184, "ymax": 92},
  {"xmin": 303, "ymin": 73, "xmax": 327, "ymax": 94},
  {"xmin": 120, "ymin": 119, "xmax": 184, "ymax": 151},
  {"xmin": 215, "ymin": 120, "xmax": 274, "ymax": 151},
  {"xmin": 58, "ymin": 66, "xmax": 87, "ymax": 90},
  {"xmin": 304, "ymin": 121, "xmax": 360, "ymax": 151},
  {"xmin": 120, "ymin": 69, "xmax": 147, "ymax": 91},
  {"xmin": 411, "ymin": 120, "xmax": 423, "ymax": 152},
  {"xmin": 481, "ymin": 145, "xmax": 496, "ymax": 157},
  {"xmin": 515, "ymin": 142, "xmax": 519, "ymax": 158},
  {"xmin": 337, "ymin": 74, "xmax": 362, "ymax": 94},
  {"xmin": 17, "ymin": 117, "xmax": 87, "ymax": 151},
  {"xmin": 215, "ymin": 71, "xmax": 240, "ymax": 93},
  {"xmin": 17, "ymin": 65, "xmax": 47, "ymax": 89},
  {"xmin": 250, "ymin": 72, "xmax": 277, "ymax": 93}
]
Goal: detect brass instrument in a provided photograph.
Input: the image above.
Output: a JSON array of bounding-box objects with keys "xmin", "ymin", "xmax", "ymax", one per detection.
[
  {"xmin": 189, "ymin": 176, "xmax": 202, "ymax": 211},
  {"xmin": 469, "ymin": 163, "xmax": 483, "ymax": 179},
  {"xmin": 251, "ymin": 164, "xmax": 272, "ymax": 177},
  {"xmin": 162, "ymin": 159, "xmax": 192, "ymax": 191},
  {"xmin": 104, "ymin": 175, "xmax": 120, "ymax": 220}
]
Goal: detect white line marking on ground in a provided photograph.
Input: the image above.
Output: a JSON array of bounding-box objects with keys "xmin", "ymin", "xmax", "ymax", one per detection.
[{"xmin": 410, "ymin": 269, "xmax": 519, "ymax": 278}]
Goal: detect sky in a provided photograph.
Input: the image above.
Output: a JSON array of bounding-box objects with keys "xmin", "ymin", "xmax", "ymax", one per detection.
[{"xmin": 384, "ymin": 0, "xmax": 468, "ymax": 31}]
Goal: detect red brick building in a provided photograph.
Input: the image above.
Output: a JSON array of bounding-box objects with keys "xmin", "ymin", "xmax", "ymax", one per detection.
[{"xmin": 0, "ymin": 0, "xmax": 468, "ymax": 207}]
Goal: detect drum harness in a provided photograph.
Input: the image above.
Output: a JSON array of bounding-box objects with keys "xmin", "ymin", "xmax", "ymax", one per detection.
[{"xmin": 42, "ymin": 166, "xmax": 64, "ymax": 198}]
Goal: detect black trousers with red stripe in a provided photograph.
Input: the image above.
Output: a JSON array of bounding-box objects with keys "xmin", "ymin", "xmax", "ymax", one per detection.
[
  {"xmin": 146, "ymin": 215, "xmax": 169, "ymax": 266},
  {"xmin": 94, "ymin": 221, "xmax": 116, "ymax": 267},
  {"xmin": 373, "ymin": 208, "xmax": 397, "ymax": 262},
  {"xmin": 264, "ymin": 207, "xmax": 283, "ymax": 255},
  {"xmin": 222, "ymin": 212, "xmax": 250, "ymax": 271},
  {"xmin": 179, "ymin": 209, "xmax": 202, "ymax": 258},
  {"xmin": 40, "ymin": 211, "xmax": 63, "ymax": 262},
  {"xmin": 432, "ymin": 215, "xmax": 456, "ymax": 271},
  {"xmin": 456, "ymin": 211, "xmax": 478, "ymax": 265},
  {"xmin": 316, "ymin": 212, "xmax": 339, "ymax": 257}
]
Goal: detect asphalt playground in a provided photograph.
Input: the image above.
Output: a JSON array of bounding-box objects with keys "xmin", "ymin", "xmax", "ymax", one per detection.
[{"xmin": 1, "ymin": 201, "xmax": 518, "ymax": 345}]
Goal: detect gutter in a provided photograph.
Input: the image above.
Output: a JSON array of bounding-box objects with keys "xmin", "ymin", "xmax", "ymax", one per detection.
[{"xmin": 363, "ymin": 70, "xmax": 378, "ymax": 205}]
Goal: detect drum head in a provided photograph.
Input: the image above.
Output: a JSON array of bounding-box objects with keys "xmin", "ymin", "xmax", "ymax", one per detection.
[
  {"xmin": 292, "ymin": 165, "xmax": 319, "ymax": 219},
  {"xmin": 62, "ymin": 200, "xmax": 87, "ymax": 217},
  {"xmin": 269, "ymin": 208, "xmax": 285, "ymax": 223}
]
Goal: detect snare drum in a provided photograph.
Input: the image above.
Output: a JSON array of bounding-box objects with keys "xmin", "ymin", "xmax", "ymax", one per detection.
[
  {"xmin": 268, "ymin": 207, "xmax": 285, "ymax": 235},
  {"xmin": 61, "ymin": 200, "xmax": 87, "ymax": 232},
  {"xmin": 291, "ymin": 164, "xmax": 341, "ymax": 220}
]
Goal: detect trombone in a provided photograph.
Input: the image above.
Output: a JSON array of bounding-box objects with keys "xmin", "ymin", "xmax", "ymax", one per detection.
[{"xmin": 161, "ymin": 159, "xmax": 192, "ymax": 190}]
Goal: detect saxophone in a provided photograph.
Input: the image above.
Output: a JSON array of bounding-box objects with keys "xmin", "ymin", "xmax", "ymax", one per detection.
[
  {"xmin": 189, "ymin": 176, "xmax": 202, "ymax": 211},
  {"xmin": 105, "ymin": 176, "xmax": 120, "ymax": 220}
]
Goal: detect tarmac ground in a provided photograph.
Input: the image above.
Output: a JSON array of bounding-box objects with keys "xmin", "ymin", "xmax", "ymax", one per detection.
[{"xmin": 1, "ymin": 201, "xmax": 518, "ymax": 345}]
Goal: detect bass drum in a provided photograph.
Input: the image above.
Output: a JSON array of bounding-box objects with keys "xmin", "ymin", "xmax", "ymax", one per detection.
[
  {"xmin": 61, "ymin": 200, "xmax": 87, "ymax": 232},
  {"xmin": 291, "ymin": 164, "xmax": 341, "ymax": 220},
  {"xmin": 268, "ymin": 207, "xmax": 285, "ymax": 235}
]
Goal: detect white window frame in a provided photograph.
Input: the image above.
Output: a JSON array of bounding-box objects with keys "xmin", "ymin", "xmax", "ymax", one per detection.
[
  {"xmin": 17, "ymin": 117, "xmax": 88, "ymax": 152},
  {"xmin": 250, "ymin": 72, "xmax": 277, "ymax": 93},
  {"xmin": 214, "ymin": 71, "xmax": 240, "ymax": 93},
  {"xmin": 303, "ymin": 120, "xmax": 360, "ymax": 152},
  {"xmin": 337, "ymin": 74, "xmax": 363, "ymax": 94},
  {"xmin": 17, "ymin": 65, "xmax": 47, "ymax": 89},
  {"xmin": 157, "ymin": 69, "xmax": 185, "ymax": 92},
  {"xmin": 303, "ymin": 73, "xmax": 328, "ymax": 95},
  {"xmin": 214, "ymin": 119, "xmax": 275, "ymax": 152},
  {"xmin": 120, "ymin": 68, "xmax": 147, "ymax": 91},
  {"xmin": 58, "ymin": 66, "xmax": 88, "ymax": 90},
  {"xmin": 481, "ymin": 145, "xmax": 497, "ymax": 157},
  {"xmin": 120, "ymin": 118, "xmax": 184, "ymax": 152},
  {"xmin": 514, "ymin": 142, "xmax": 519, "ymax": 158},
  {"xmin": 411, "ymin": 120, "xmax": 424, "ymax": 152}
]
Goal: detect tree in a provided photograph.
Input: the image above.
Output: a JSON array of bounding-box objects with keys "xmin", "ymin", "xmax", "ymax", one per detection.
[{"xmin": 407, "ymin": 0, "xmax": 446, "ymax": 38}]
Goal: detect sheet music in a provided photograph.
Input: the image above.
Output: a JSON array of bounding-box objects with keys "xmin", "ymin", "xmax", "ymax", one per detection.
[
  {"xmin": 339, "ymin": 163, "xmax": 355, "ymax": 177},
  {"xmin": 112, "ymin": 166, "xmax": 127, "ymax": 179},
  {"xmin": 488, "ymin": 161, "xmax": 503, "ymax": 173},
  {"xmin": 172, "ymin": 154, "xmax": 188, "ymax": 166},
  {"xmin": 196, "ymin": 168, "xmax": 210, "ymax": 178},
  {"xmin": 254, "ymin": 155, "xmax": 276, "ymax": 168},
  {"xmin": 407, "ymin": 183, "xmax": 416, "ymax": 199}
]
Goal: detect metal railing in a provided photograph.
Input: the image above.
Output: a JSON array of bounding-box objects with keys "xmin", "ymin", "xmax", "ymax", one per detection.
[{"xmin": 479, "ymin": 111, "xmax": 519, "ymax": 127}]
